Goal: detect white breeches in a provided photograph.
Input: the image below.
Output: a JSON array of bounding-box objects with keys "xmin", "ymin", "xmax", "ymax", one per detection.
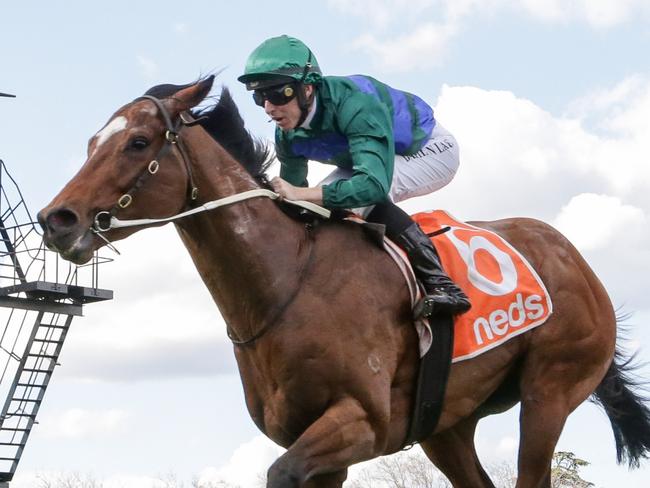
[{"xmin": 319, "ymin": 122, "xmax": 460, "ymax": 214}]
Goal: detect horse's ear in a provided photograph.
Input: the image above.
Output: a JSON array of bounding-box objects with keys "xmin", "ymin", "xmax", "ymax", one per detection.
[{"xmin": 167, "ymin": 75, "xmax": 215, "ymax": 114}]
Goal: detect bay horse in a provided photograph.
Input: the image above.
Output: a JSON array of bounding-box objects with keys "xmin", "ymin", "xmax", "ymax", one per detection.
[{"xmin": 38, "ymin": 76, "xmax": 650, "ymax": 487}]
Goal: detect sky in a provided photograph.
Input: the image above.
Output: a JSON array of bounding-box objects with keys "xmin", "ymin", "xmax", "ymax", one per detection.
[{"xmin": 1, "ymin": 1, "xmax": 650, "ymax": 487}]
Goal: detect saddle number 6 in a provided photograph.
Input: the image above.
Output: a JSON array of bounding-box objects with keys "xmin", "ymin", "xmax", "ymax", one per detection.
[{"xmin": 445, "ymin": 226, "xmax": 518, "ymax": 297}]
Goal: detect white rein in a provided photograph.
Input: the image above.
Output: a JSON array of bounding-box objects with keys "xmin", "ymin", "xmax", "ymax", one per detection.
[{"xmin": 94, "ymin": 188, "xmax": 331, "ymax": 231}]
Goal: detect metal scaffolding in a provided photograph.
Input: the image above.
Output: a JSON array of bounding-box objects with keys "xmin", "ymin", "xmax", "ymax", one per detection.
[{"xmin": 0, "ymin": 159, "xmax": 113, "ymax": 485}]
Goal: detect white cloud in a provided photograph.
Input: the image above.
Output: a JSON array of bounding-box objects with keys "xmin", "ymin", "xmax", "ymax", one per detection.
[
  {"xmin": 173, "ymin": 23, "xmax": 188, "ymax": 34},
  {"xmin": 497, "ymin": 435, "xmax": 519, "ymax": 456},
  {"xmin": 38, "ymin": 408, "xmax": 130, "ymax": 439},
  {"xmin": 137, "ymin": 55, "xmax": 160, "ymax": 79},
  {"xmin": 331, "ymin": 0, "xmax": 650, "ymax": 27},
  {"xmin": 329, "ymin": 0, "xmax": 650, "ymax": 71},
  {"xmin": 520, "ymin": 0, "xmax": 648, "ymax": 28},
  {"xmin": 352, "ymin": 21, "xmax": 459, "ymax": 72},
  {"xmin": 327, "ymin": 0, "xmax": 438, "ymax": 27},
  {"xmin": 55, "ymin": 225, "xmax": 237, "ymax": 382},
  {"xmin": 198, "ymin": 435, "xmax": 284, "ymax": 487},
  {"xmin": 554, "ymin": 193, "xmax": 646, "ymax": 251},
  {"xmin": 428, "ymin": 78, "xmax": 650, "ymax": 218}
]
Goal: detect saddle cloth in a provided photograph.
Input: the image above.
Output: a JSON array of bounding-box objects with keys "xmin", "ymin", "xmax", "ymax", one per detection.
[{"xmin": 380, "ymin": 210, "xmax": 553, "ymax": 362}]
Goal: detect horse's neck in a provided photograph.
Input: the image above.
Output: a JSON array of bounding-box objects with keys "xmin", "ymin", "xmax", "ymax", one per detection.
[{"xmin": 176, "ymin": 131, "xmax": 308, "ymax": 336}]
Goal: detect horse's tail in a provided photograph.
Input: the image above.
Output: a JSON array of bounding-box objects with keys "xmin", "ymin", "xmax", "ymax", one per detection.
[{"xmin": 590, "ymin": 327, "xmax": 650, "ymax": 468}]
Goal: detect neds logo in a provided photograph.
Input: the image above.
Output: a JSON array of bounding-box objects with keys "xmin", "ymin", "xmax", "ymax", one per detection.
[
  {"xmin": 445, "ymin": 226, "xmax": 546, "ymax": 345},
  {"xmin": 473, "ymin": 292, "xmax": 544, "ymax": 344}
]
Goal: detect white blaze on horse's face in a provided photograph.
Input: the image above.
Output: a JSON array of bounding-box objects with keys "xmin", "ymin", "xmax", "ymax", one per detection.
[{"xmin": 91, "ymin": 116, "xmax": 128, "ymax": 156}]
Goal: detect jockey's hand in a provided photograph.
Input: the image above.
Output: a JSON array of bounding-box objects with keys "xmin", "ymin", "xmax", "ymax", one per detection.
[
  {"xmin": 270, "ymin": 177, "xmax": 324, "ymax": 205},
  {"xmin": 270, "ymin": 177, "xmax": 299, "ymax": 200}
]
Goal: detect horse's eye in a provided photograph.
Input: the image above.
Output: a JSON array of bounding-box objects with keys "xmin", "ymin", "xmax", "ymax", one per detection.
[{"xmin": 129, "ymin": 137, "xmax": 150, "ymax": 150}]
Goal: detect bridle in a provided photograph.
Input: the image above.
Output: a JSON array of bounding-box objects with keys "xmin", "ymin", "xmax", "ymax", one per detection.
[{"xmin": 93, "ymin": 95, "xmax": 201, "ymax": 234}]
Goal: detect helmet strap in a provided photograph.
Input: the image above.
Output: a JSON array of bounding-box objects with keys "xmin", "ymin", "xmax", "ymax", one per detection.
[{"xmin": 295, "ymin": 83, "xmax": 315, "ymax": 128}]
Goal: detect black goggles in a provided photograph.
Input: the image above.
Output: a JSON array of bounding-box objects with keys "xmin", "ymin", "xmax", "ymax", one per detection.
[{"xmin": 252, "ymin": 83, "xmax": 298, "ymax": 107}]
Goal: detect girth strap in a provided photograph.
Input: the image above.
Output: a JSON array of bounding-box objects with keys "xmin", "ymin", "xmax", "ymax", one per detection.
[{"xmin": 404, "ymin": 313, "xmax": 454, "ymax": 446}]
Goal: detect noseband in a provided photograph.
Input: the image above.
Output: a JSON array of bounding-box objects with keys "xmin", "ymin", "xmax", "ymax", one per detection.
[{"xmin": 93, "ymin": 95, "xmax": 201, "ymax": 232}]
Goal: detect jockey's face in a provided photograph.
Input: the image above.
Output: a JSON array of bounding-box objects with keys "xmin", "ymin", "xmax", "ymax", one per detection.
[{"xmin": 264, "ymin": 84, "xmax": 314, "ymax": 131}]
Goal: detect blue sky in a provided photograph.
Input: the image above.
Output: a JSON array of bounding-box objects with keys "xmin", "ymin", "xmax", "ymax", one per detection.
[{"xmin": 1, "ymin": 1, "xmax": 650, "ymax": 487}]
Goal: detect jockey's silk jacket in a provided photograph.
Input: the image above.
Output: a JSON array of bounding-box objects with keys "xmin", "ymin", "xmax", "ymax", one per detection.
[{"xmin": 275, "ymin": 75, "xmax": 436, "ymax": 208}]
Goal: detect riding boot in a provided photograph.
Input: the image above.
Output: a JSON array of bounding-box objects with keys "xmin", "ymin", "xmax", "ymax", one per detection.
[{"xmin": 395, "ymin": 222, "xmax": 471, "ymax": 317}]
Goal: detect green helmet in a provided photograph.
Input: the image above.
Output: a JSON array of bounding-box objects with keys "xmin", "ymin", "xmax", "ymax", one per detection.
[{"xmin": 238, "ymin": 35, "xmax": 322, "ymax": 90}]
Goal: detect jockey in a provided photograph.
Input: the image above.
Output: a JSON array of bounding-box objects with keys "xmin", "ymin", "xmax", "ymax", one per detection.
[{"xmin": 238, "ymin": 35, "xmax": 470, "ymax": 316}]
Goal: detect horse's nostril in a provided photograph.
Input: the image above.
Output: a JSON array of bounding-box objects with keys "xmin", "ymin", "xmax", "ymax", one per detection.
[{"xmin": 45, "ymin": 208, "xmax": 79, "ymax": 233}]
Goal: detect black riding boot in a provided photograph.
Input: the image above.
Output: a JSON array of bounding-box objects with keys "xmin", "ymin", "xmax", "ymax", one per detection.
[{"xmin": 395, "ymin": 222, "xmax": 471, "ymax": 316}]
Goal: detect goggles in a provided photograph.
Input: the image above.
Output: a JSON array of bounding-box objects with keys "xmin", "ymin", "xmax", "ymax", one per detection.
[{"xmin": 252, "ymin": 83, "xmax": 297, "ymax": 107}]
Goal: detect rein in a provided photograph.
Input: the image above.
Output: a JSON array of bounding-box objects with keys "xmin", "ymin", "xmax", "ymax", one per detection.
[{"xmin": 95, "ymin": 189, "xmax": 330, "ymax": 231}]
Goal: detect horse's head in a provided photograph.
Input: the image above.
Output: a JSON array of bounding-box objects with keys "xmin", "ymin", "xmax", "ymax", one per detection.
[{"xmin": 38, "ymin": 76, "xmax": 215, "ymax": 264}]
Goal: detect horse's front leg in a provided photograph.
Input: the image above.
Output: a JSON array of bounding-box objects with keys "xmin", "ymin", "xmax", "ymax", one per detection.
[{"xmin": 267, "ymin": 397, "xmax": 379, "ymax": 488}]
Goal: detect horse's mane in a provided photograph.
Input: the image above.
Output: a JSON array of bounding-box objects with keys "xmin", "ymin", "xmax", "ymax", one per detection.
[{"xmin": 143, "ymin": 81, "xmax": 273, "ymax": 182}]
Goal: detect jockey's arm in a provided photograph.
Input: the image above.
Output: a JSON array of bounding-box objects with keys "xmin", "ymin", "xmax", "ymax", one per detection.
[
  {"xmin": 270, "ymin": 177, "xmax": 324, "ymax": 204},
  {"xmin": 320, "ymin": 96, "xmax": 395, "ymax": 208},
  {"xmin": 274, "ymin": 145, "xmax": 320, "ymax": 203}
]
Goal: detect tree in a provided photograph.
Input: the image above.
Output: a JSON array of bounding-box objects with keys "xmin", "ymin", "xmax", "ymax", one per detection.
[
  {"xmin": 486, "ymin": 461, "xmax": 517, "ymax": 488},
  {"xmin": 343, "ymin": 448, "xmax": 525, "ymax": 488},
  {"xmin": 551, "ymin": 451, "xmax": 594, "ymax": 488},
  {"xmin": 35, "ymin": 472, "xmax": 103, "ymax": 488},
  {"xmin": 347, "ymin": 449, "xmax": 450, "ymax": 488}
]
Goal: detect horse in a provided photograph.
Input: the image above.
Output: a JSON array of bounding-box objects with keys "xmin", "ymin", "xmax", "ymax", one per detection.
[{"xmin": 37, "ymin": 76, "xmax": 650, "ymax": 487}]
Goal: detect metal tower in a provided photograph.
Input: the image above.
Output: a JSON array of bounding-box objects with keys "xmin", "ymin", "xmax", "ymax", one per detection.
[{"xmin": 0, "ymin": 159, "xmax": 113, "ymax": 485}]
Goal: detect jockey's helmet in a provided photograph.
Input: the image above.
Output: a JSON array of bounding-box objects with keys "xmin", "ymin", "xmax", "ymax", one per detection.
[{"xmin": 238, "ymin": 35, "xmax": 322, "ymax": 90}]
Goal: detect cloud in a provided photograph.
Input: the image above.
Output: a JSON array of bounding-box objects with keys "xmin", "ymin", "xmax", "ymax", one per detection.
[
  {"xmin": 553, "ymin": 193, "xmax": 646, "ymax": 251},
  {"xmin": 37, "ymin": 408, "xmax": 130, "ymax": 439},
  {"xmin": 496, "ymin": 435, "xmax": 519, "ymax": 456},
  {"xmin": 330, "ymin": 0, "xmax": 650, "ymax": 27},
  {"xmin": 427, "ymin": 78, "xmax": 650, "ymax": 218},
  {"xmin": 328, "ymin": 0, "xmax": 650, "ymax": 71},
  {"xmin": 198, "ymin": 435, "xmax": 284, "ymax": 487},
  {"xmin": 173, "ymin": 23, "xmax": 188, "ymax": 34},
  {"xmin": 53, "ymin": 225, "xmax": 238, "ymax": 382},
  {"xmin": 519, "ymin": 0, "xmax": 649, "ymax": 28},
  {"xmin": 327, "ymin": 0, "xmax": 439, "ymax": 27},
  {"xmin": 59, "ymin": 334, "xmax": 236, "ymax": 382},
  {"xmin": 352, "ymin": 21, "xmax": 459, "ymax": 72},
  {"xmin": 137, "ymin": 55, "xmax": 160, "ymax": 79}
]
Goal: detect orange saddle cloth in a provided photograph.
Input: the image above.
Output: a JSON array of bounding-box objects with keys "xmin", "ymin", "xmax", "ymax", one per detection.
[{"xmin": 412, "ymin": 210, "xmax": 553, "ymax": 362}]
